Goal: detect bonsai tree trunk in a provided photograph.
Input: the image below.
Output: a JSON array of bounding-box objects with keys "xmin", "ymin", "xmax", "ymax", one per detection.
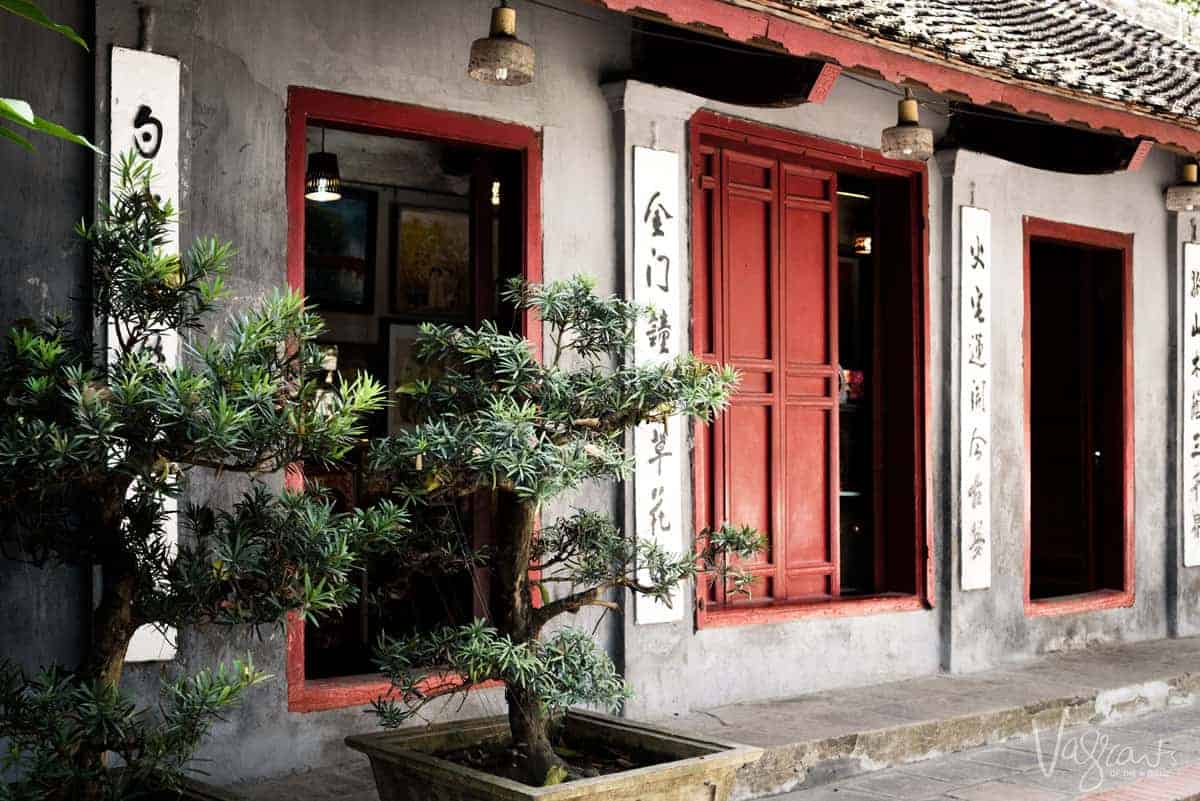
[
  {"xmin": 494, "ymin": 488, "xmax": 567, "ymax": 784},
  {"xmin": 77, "ymin": 492, "xmax": 140, "ymax": 801},
  {"xmin": 78, "ymin": 567, "xmax": 137, "ymax": 801},
  {"xmin": 85, "ymin": 553, "xmax": 138, "ymax": 686}
]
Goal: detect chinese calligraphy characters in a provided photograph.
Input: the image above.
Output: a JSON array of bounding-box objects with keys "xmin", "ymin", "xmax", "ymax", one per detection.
[
  {"xmin": 632, "ymin": 147, "xmax": 685, "ymax": 623},
  {"xmin": 960, "ymin": 208, "xmax": 992, "ymax": 590},
  {"xmin": 1184, "ymin": 244, "xmax": 1200, "ymax": 566}
]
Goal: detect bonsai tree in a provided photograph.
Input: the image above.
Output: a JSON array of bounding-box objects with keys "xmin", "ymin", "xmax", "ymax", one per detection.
[
  {"xmin": 0, "ymin": 154, "xmax": 402, "ymax": 801},
  {"xmin": 368, "ymin": 277, "xmax": 761, "ymax": 785}
]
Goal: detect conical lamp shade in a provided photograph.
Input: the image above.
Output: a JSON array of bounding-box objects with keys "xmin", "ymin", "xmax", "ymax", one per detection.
[
  {"xmin": 1167, "ymin": 161, "xmax": 1200, "ymax": 212},
  {"xmin": 881, "ymin": 91, "xmax": 934, "ymax": 161},
  {"xmin": 305, "ymin": 151, "xmax": 341, "ymax": 202},
  {"xmin": 468, "ymin": 4, "xmax": 534, "ymax": 86}
]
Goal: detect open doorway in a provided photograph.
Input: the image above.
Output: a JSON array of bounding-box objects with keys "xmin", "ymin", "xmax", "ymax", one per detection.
[
  {"xmin": 299, "ymin": 126, "xmax": 525, "ymax": 680},
  {"xmin": 690, "ymin": 113, "xmax": 929, "ymax": 626},
  {"xmin": 1024, "ymin": 218, "xmax": 1133, "ymax": 612},
  {"xmin": 284, "ymin": 88, "xmax": 541, "ymax": 710}
]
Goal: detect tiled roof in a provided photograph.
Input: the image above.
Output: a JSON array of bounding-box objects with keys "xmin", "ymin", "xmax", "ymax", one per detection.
[{"xmin": 777, "ymin": 0, "xmax": 1200, "ymax": 121}]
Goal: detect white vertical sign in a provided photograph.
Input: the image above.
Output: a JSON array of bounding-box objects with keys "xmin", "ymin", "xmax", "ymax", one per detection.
[
  {"xmin": 111, "ymin": 46, "xmax": 182, "ymax": 661},
  {"xmin": 1184, "ymin": 243, "xmax": 1200, "ymax": 566},
  {"xmin": 960, "ymin": 207, "xmax": 992, "ymax": 591},
  {"xmin": 632, "ymin": 147, "xmax": 684, "ymax": 624}
]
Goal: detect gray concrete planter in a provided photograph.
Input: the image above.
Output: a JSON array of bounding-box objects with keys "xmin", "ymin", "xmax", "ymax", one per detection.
[{"xmin": 345, "ymin": 710, "xmax": 762, "ymax": 801}]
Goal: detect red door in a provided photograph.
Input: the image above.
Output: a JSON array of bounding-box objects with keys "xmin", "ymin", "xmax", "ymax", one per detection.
[{"xmin": 695, "ymin": 138, "xmax": 839, "ymax": 607}]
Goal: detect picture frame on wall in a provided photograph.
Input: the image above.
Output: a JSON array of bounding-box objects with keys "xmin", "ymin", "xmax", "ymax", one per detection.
[
  {"xmin": 385, "ymin": 322, "xmax": 442, "ymax": 435},
  {"xmin": 318, "ymin": 340, "xmax": 386, "ymax": 437},
  {"xmin": 391, "ymin": 205, "xmax": 472, "ymax": 320},
  {"xmin": 305, "ymin": 186, "xmax": 378, "ymax": 312}
]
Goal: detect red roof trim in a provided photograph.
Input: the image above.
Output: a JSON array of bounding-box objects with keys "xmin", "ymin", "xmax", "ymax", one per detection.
[
  {"xmin": 807, "ymin": 62, "xmax": 842, "ymax": 104},
  {"xmin": 595, "ymin": 0, "xmax": 1200, "ymax": 153}
]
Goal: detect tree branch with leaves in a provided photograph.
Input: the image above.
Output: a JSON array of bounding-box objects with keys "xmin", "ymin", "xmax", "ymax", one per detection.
[
  {"xmin": 366, "ymin": 276, "xmax": 761, "ymax": 785},
  {"xmin": 0, "ymin": 0, "xmax": 98, "ymax": 152},
  {"xmin": 0, "ymin": 154, "xmax": 399, "ymax": 801}
]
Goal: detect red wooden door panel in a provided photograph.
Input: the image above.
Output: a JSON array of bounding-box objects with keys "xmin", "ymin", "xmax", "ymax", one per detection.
[
  {"xmin": 723, "ymin": 149, "xmax": 779, "ymax": 602},
  {"xmin": 779, "ymin": 164, "xmax": 838, "ymax": 600},
  {"xmin": 698, "ymin": 139, "xmax": 839, "ymax": 606}
]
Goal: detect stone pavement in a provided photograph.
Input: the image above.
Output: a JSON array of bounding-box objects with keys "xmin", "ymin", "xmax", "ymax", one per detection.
[
  {"xmin": 772, "ymin": 704, "xmax": 1200, "ymax": 800},
  {"xmin": 239, "ymin": 760, "xmax": 377, "ymax": 801},
  {"xmin": 237, "ymin": 702, "xmax": 1200, "ymax": 801},
  {"xmin": 663, "ymin": 637, "xmax": 1200, "ymax": 799},
  {"xmin": 235, "ymin": 637, "xmax": 1200, "ymax": 801}
]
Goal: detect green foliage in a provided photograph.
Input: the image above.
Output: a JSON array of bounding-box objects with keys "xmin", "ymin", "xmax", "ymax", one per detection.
[
  {"xmin": 0, "ymin": 154, "xmax": 394, "ymax": 797},
  {"xmin": 370, "ymin": 277, "xmax": 740, "ymax": 506},
  {"xmin": 157, "ymin": 484, "xmax": 408, "ymax": 628},
  {"xmin": 1167, "ymin": 0, "xmax": 1200, "ymax": 13},
  {"xmin": 0, "ymin": 1, "xmax": 98, "ymax": 152},
  {"xmin": 0, "ymin": 659, "xmax": 266, "ymax": 800},
  {"xmin": 373, "ymin": 623, "xmax": 631, "ymax": 727},
  {"xmin": 366, "ymin": 275, "xmax": 761, "ymax": 740}
]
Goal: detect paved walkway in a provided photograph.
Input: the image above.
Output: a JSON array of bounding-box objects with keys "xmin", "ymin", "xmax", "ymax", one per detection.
[
  {"xmin": 236, "ymin": 637, "xmax": 1200, "ymax": 801},
  {"xmin": 239, "ymin": 706, "xmax": 1200, "ymax": 801},
  {"xmin": 664, "ymin": 637, "xmax": 1200, "ymax": 799},
  {"xmin": 773, "ymin": 703, "xmax": 1200, "ymax": 800},
  {"xmin": 238, "ymin": 701, "xmax": 1200, "ymax": 801}
]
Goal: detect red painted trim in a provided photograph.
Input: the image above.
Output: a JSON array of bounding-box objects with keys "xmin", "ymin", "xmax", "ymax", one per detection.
[
  {"xmin": 806, "ymin": 63, "xmax": 841, "ymax": 104},
  {"xmin": 1127, "ymin": 140, "xmax": 1154, "ymax": 172},
  {"xmin": 690, "ymin": 110, "xmax": 932, "ymax": 629},
  {"xmin": 699, "ymin": 594, "xmax": 926, "ymax": 629},
  {"xmin": 1021, "ymin": 216, "xmax": 1135, "ymax": 618},
  {"xmin": 593, "ymin": 0, "xmax": 1200, "ymax": 153},
  {"xmin": 285, "ymin": 87, "xmax": 543, "ymax": 712}
]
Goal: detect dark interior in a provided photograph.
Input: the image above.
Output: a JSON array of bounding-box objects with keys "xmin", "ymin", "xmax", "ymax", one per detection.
[
  {"xmin": 1028, "ymin": 238, "xmax": 1125, "ymax": 600},
  {"xmin": 303, "ymin": 126, "xmax": 523, "ymax": 679},
  {"xmin": 836, "ymin": 172, "xmax": 920, "ymax": 598},
  {"xmin": 942, "ymin": 103, "xmax": 1147, "ymax": 175}
]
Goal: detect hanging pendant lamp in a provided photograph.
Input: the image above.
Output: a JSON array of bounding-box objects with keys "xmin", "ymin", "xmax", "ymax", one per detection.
[
  {"xmin": 468, "ymin": 1, "xmax": 534, "ymax": 86},
  {"xmin": 881, "ymin": 88, "xmax": 934, "ymax": 162},
  {"xmin": 305, "ymin": 128, "xmax": 342, "ymax": 202},
  {"xmin": 1167, "ymin": 161, "xmax": 1200, "ymax": 212}
]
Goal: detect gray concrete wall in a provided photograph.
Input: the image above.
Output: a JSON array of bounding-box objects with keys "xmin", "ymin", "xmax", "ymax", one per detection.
[
  {"xmin": 0, "ymin": 0, "xmax": 93, "ymax": 675},
  {"xmin": 2, "ymin": 0, "xmax": 1195, "ymax": 787},
  {"xmin": 611, "ymin": 78, "xmax": 950, "ymax": 718},
  {"xmin": 941, "ymin": 148, "xmax": 1179, "ymax": 672},
  {"xmin": 85, "ymin": 0, "xmax": 633, "ymax": 785}
]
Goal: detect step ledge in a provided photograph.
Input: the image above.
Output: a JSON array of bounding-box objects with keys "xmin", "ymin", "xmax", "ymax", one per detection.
[{"xmin": 729, "ymin": 673, "xmax": 1200, "ymax": 800}]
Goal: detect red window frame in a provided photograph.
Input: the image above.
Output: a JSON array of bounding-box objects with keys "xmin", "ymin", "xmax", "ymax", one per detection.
[
  {"xmin": 284, "ymin": 87, "xmax": 542, "ymax": 712},
  {"xmin": 689, "ymin": 110, "xmax": 932, "ymax": 629},
  {"xmin": 1022, "ymin": 216, "xmax": 1134, "ymax": 618}
]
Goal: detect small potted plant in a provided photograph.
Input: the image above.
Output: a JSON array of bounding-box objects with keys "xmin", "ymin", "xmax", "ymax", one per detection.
[
  {"xmin": 347, "ymin": 277, "xmax": 762, "ymax": 801},
  {"xmin": 0, "ymin": 154, "xmax": 401, "ymax": 800}
]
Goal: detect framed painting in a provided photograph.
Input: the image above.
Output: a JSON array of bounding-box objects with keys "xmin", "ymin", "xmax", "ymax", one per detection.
[
  {"xmin": 392, "ymin": 206, "xmax": 472, "ymax": 320},
  {"xmin": 305, "ymin": 187, "xmax": 377, "ymax": 312},
  {"xmin": 385, "ymin": 322, "xmax": 442, "ymax": 434}
]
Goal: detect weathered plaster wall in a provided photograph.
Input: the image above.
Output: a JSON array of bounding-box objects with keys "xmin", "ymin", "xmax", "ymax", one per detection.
[
  {"xmin": 941, "ymin": 148, "xmax": 1179, "ymax": 672},
  {"xmin": 0, "ymin": 0, "xmax": 93, "ymax": 675},
  {"xmin": 3, "ymin": 0, "xmax": 1194, "ymax": 787},
  {"xmin": 610, "ymin": 77, "xmax": 951, "ymax": 718},
  {"xmin": 86, "ymin": 0, "xmax": 633, "ymax": 785},
  {"xmin": 1174, "ymin": 209, "xmax": 1200, "ymax": 639}
]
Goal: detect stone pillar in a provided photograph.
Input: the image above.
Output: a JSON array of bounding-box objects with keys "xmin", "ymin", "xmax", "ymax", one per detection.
[{"xmin": 604, "ymin": 80, "xmax": 705, "ymax": 719}]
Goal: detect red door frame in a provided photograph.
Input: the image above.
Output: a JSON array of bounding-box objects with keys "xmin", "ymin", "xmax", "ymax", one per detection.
[
  {"xmin": 1022, "ymin": 216, "xmax": 1135, "ymax": 618},
  {"xmin": 690, "ymin": 110, "xmax": 932, "ymax": 628},
  {"xmin": 284, "ymin": 86, "xmax": 542, "ymax": 712}
]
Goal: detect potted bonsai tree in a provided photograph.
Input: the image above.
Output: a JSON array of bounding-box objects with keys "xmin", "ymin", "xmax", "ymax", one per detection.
[
  {"xmin": 347, "ymin": 277, "xmax": 762, "ymax": 801},
  {"xmin": 0, "ymin": 155, "xmax": 402, "ymax": 801}
]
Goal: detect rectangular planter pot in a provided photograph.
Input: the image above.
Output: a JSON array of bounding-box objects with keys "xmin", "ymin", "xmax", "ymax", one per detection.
[{"xmin": 345, "ymin": 709, "xmax": 762, "ymax": 801}]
